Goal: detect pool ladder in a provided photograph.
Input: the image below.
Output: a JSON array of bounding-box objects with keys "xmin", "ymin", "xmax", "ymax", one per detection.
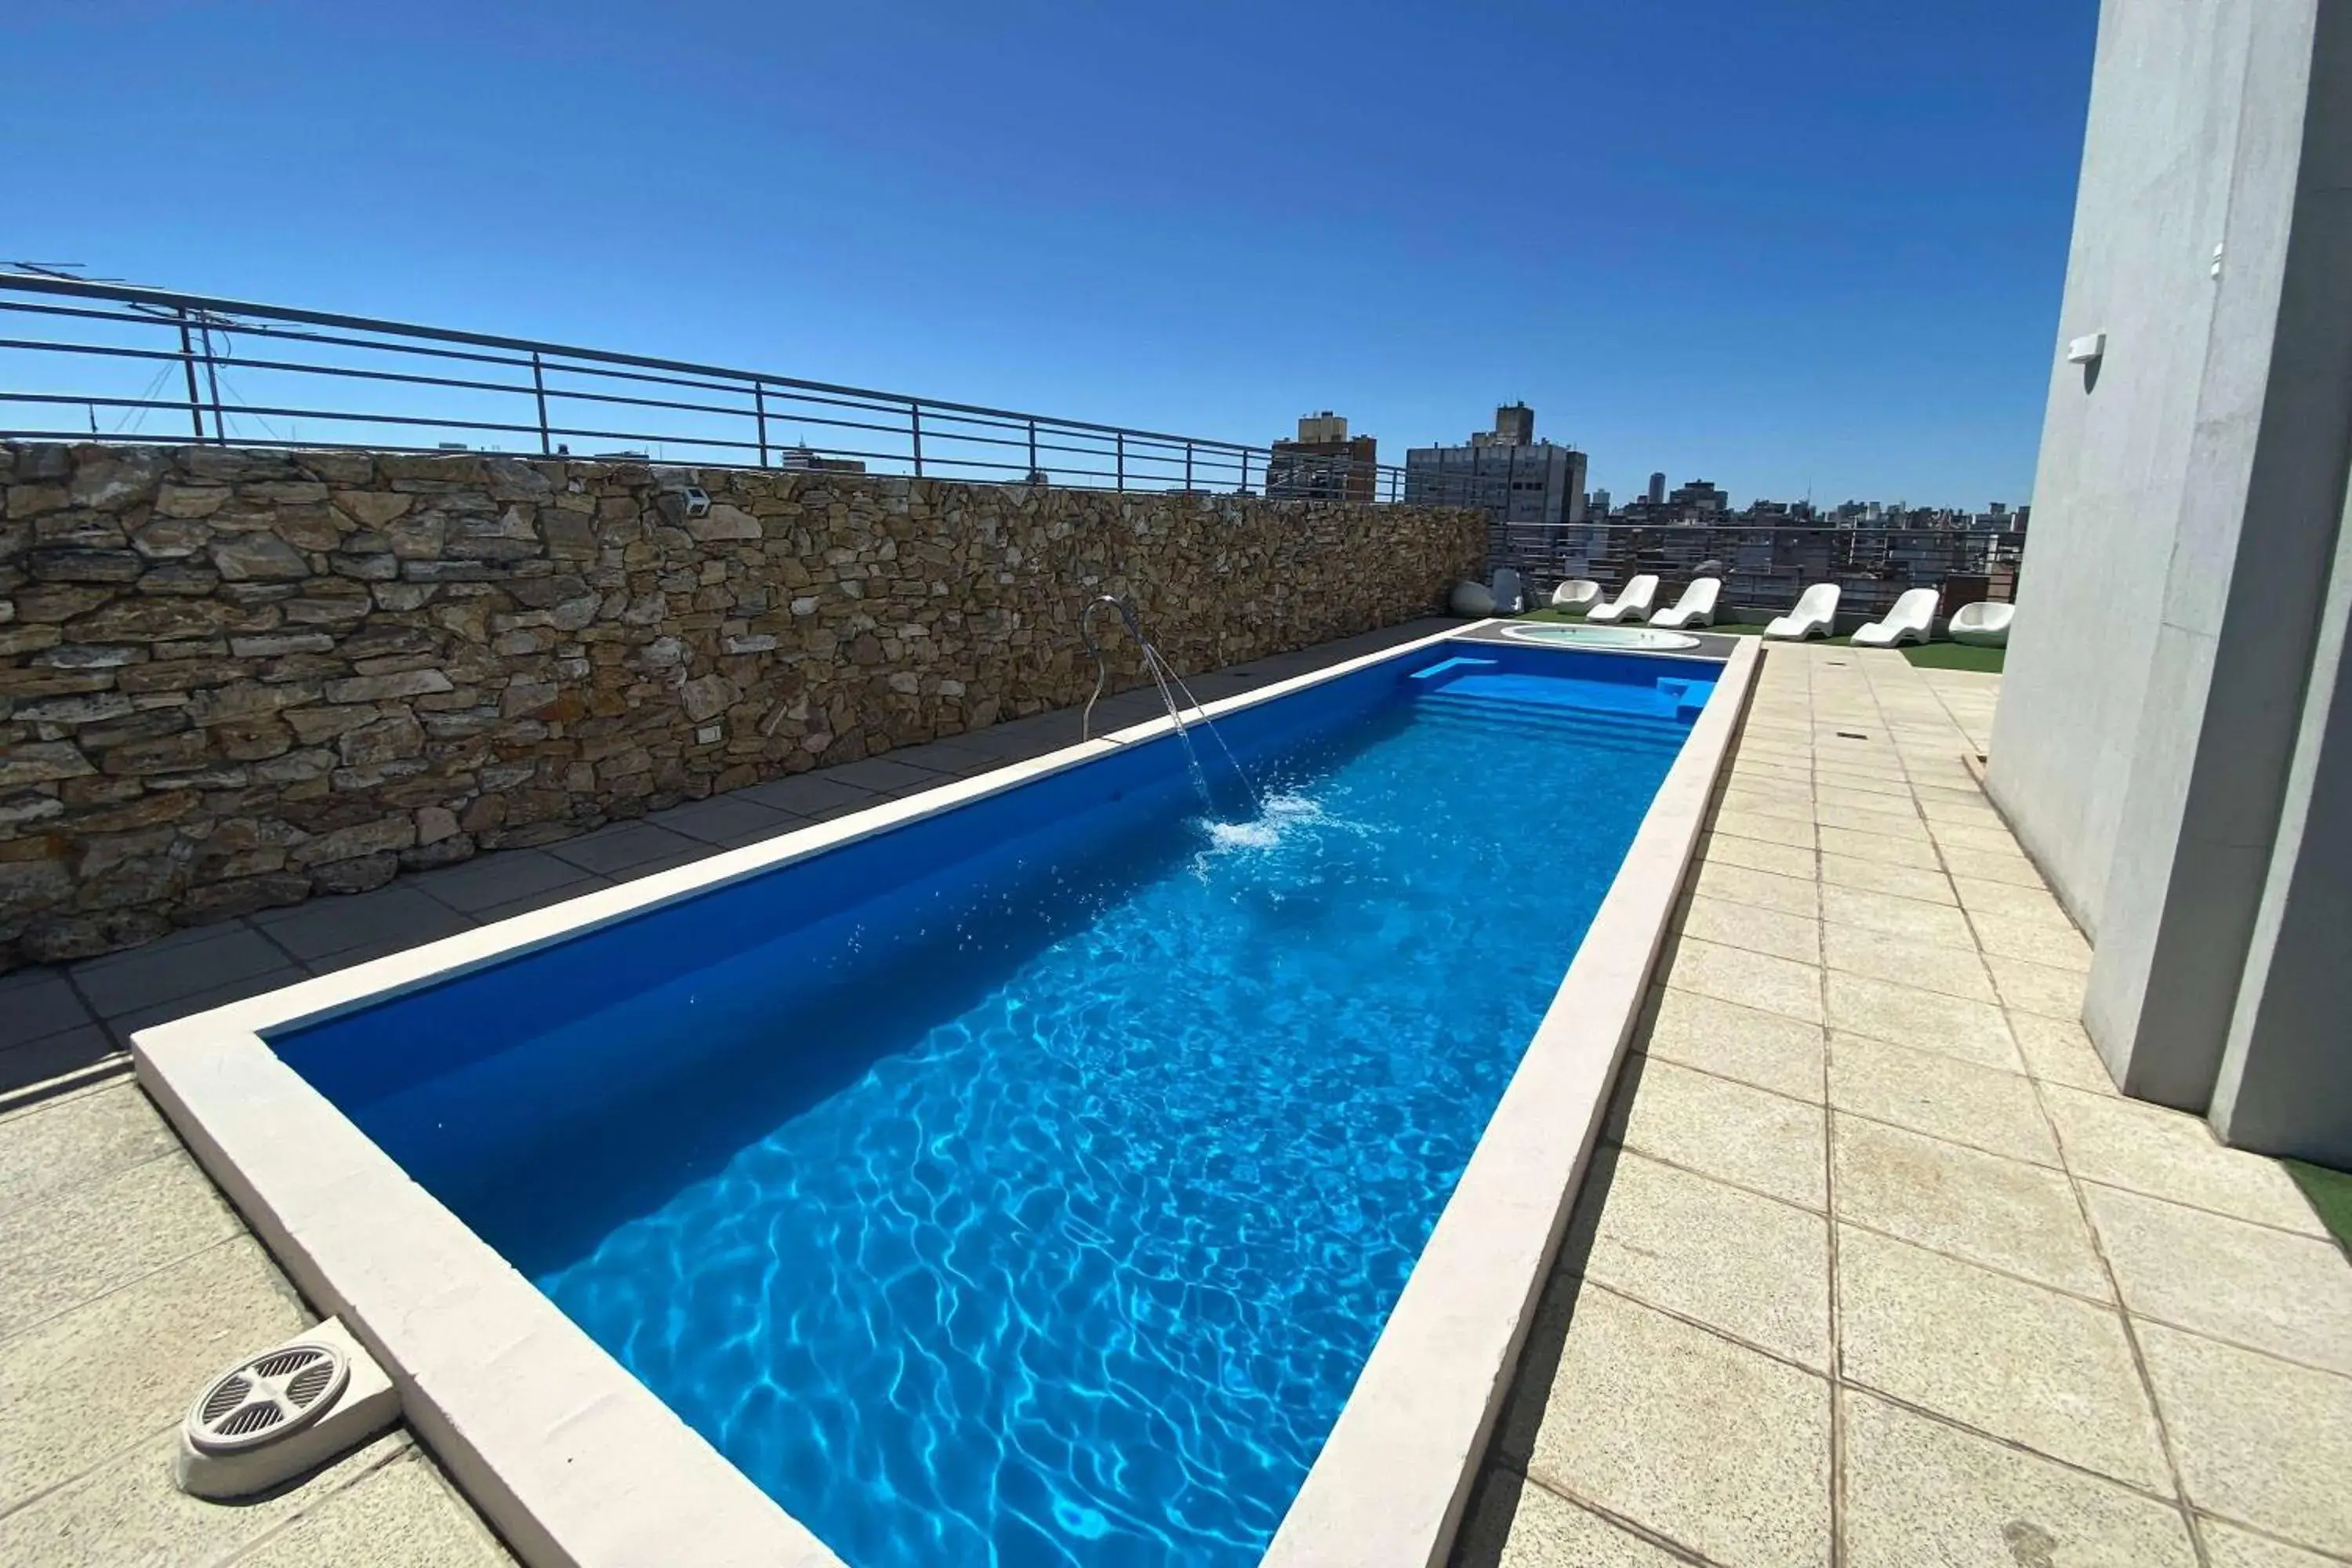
[{"xmin": 1078, "ymin": 596, "xmax": 1261, "ymax": 815}]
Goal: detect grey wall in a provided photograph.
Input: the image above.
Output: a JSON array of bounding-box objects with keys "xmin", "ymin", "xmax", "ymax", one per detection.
[
  {"xmin": 1990, "ymin": 0, "xmax": 2352, "ymax": 1142},
  {"xmin": 1988, "ymin": 0, "xmax": 2260, "ymax": 938}
]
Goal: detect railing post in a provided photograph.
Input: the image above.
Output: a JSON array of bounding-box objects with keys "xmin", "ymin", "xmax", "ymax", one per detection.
[
  {"xmin": 754, "ymin": 383, "xmax": 769, "ymax": 468},
  {"xmin": 1026, "ymin": 419, "xmax": 1038, "ymax": 481},
  {"xmin": 1238, "ymin": 449, "xmax": 1250, "ymax": 495},
  {"xmin": 531, "ymin": 351, "xmax": 551, "ymax": 456},
  {"xmin": 199, "ymin": 322, "xmax": 226, "ymax": 445},
  {"xmin": 909, "ymin": 401, "xmax": 924, "ymax": 477},
  {"xmin": 1115, "ymin": 431, "xmax": 1125, "ymax": 492},
  {"xmin": 1183, "ymin": 441, "xmax": 1192, "ymax": 492},
  {"xmin": 175, "ymin": 310, "xmax": 205, "ymax": 441}
]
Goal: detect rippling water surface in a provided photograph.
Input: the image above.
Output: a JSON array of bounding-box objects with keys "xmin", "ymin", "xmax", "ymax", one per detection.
[{"xmin": 318, "ymin": 668, "xmax": 1696, "ymax": 1566}]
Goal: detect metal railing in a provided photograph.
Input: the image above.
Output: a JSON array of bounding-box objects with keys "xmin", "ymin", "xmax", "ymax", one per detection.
[
  {"xmin": 0, "ymin": 272, "xmax": 1425, "ymax": 500},
  {"xmin": 1504, "ymin": 521, "xmax": 2027, "ymax": 619}
]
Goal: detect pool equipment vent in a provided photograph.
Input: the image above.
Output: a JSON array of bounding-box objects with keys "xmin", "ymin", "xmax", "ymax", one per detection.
[{"xmin": 175, "ymin": 1317, "xmax": 399, "ymax": 1500}]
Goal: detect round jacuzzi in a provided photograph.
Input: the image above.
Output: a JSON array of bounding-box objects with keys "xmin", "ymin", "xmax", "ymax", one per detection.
[{"xmin": 1497, "ymin": 622, "xmax": 1704, "ymax": 652}]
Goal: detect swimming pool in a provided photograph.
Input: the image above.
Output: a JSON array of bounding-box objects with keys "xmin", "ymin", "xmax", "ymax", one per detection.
[{"xmin": 136, "ymin": 628, "xmax": 1752, "ymax": 1568}]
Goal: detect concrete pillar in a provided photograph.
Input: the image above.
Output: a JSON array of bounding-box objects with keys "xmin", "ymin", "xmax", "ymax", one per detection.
[{"xmin": 1989, "ymin": 0, "xmax": 2352, "ymax": 1123}]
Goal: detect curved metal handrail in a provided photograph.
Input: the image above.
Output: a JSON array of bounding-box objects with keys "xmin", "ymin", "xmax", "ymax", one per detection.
[{"xmin": 1080, "ymin": 595, "xmax": 1148, "ymax": 741}]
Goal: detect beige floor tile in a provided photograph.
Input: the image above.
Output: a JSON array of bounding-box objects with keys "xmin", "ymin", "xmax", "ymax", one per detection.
[
  {"xmin": 0, "ymin": 1237, "xmax": 307, "ymax": 1513},
  {"xmin": 1987, "ymin": 954, "xmax": 2089, "ymax": 1020},
  {"xmin": 1811, "ymin": 768, "xmax": 1913, "ymax": 799},
  {"xmin": 1832, "ymin": 1114, "xmax": 2112, "ymax": 1298},
  {"xmin": 1450, "ymin": 1467, "xmax": 1690, "ymax": 1567},
  {"xmin": 1518, "ymin": 1284, "xmax": 1831, "ymax": 1568},
  {"xmin": 0, "ymin": 1428, "xmax": 421, "ymax": 1568},
  {"xmin": 1939, "ymin": 843, "xmax": 2053, "ymax": 889},
  {"xmin": 1694, "ymin": 859, "xmax": 1820, "ymax": 919},
  {"xmin": 1840, "ymin": 1388, "xmax": 2198, "ymax": 1568},
  {"xmin": 1713, "ymin": 809, "xmax": 1818, "ymax": 851},
  {"xmin": 0, "ymin": 1152, "xmax": 242, "ymax": 1339},
  {"xmin": 2041, "ymin": 1086, "xmax": 2327, "ymax": 1235},
  {"xmin": 1702, "ymin": 831, "xmax": 1818, "ymax": 880},
  {"xmin": 1720, "ymin": 788, "xmax": 1817, "ymax": 825},
  {"xmin": 1661, "ymin": 936, "xmax": 1824, "ymax": 1025},
  {"xmin": 1819, "ymin": 884, "xmax": 1977, "ymax": 949},
  {"xmin": 1814, "ymin": 783, "xmax": 1921, "ymax": 817},
  {"xmin": 1933, "ymin": 821, "xmax": 2037, "ymax": 858},
  {"xmin": 1813, "ymin": 804, "xmax": 1932, "ymax": 842},
  {"xmin": 1731, "ymin": 760, "xmax": 1814, "ymax": 788},
  {"xmin": 1824, "ymin": 973, "xmax": 2020, "ymax": 1070},
  {"xmin": 1836, "ymin": 1226, "xmax": 2172, "ymax": 1491},
  {"xmin": 1828, "ymin": 1034, "xmax": 2060, "ymax": 1167},
  {"xmin": 1617, "ymin": 1058, "xmax": 1827, "ymax": 1210},
  {"xmin": 1820, "ymin": 825, "xmax": 1942, "ymax": 869},
  {"xmin": 1823, "ymin": 925, "xmax": 1999, "ymax": 1004},
  {"xmin": 1970, "ymin": 910, "xmax": 2093, "ymax": 971},
  {"xmin": 2200, "ymin": 1519, "xmax": 2347, "ymax": 1568},
  {"xmin": 1819, "ymin": 854, "xmax": 1956, "ymax": 905},
  {"xmin": 1643, "ymin": 986, "xmax": 1827, "ymax": 1102},
  {"xmin": 1951, "ymin": 875, "xmax": 2078, "ymax": 926},
  {"xmin": 233, "ymin": 1444, "xmax": 516, "ymax": 1567},
  {"xmin": 1566, "ymin": 1147, "xmax": 1831, "ymax": 1370},
  {"xmin": 1911, "ymin": 797, "xmax": 2005, "ymax": 832},
  {"xmin": 1680, "ymin": 895, "xmax": 1821, "ymax": 965},
  {"xmin": 0, "ymin": 1083, "xmax": 177, "ymax": 1218},
  {"xmin": 2006, "ymin": 1011, "xmax": 2118, "ymax": 1094},
  {"xmin": 2085, "ymin": 1185, "xmax": 2352, "ymax": 1374},
  {"xmin": 2141, "ymin": 1323, "xmax": 2352, "ymax": 1556}
]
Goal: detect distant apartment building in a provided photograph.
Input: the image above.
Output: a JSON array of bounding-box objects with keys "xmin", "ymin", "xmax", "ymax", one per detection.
[
  {"xmin": 1590, "ymin": 487, "xmax": 1611, "ymax": 517},
  {"xmin": 1647, "ymin": 471, "xmax": 1666, "ymax": 505},
  {"xmin": 1265, "ymin": 411, "xmax": 1377, "ymax": 502},
  {"xmin": 1405, "ymin": 404, "xmax": 1586, "ymax": 574},
  {"xmin": 778, "ymin": 445, "xmax": 867, "ymax": 474},
  {"xmin": 1668, "ymin": 477, "xmax": 1730, "ymax": 515}
]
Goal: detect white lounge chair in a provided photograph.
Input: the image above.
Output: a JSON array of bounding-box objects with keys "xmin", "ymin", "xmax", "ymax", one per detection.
[
  {"xmin": 1853, "ymin": 587, "xmax": 1940, "ymax": 648},
  {"xmin": 1650, "ymin": 577, "xmax": 1722, "ymax": 630},
  {"xmin": 1765, "ymin": 583, "xmax": 1840, "ymax": 641},
  {"xmin": 1489, "ymin": 568, "xmax": 1525, "ymax": 615},
  {"xmin": 1551, "ymin": 579, "xmax": 1602, "ymax": 615},
  {"xmin": 1587, "ymin": 574, "xmax": 1660, "ymax": 624},
  {"xmin": 1949, "ymin": 601, "xmax": 2015, "ymax": 647}
]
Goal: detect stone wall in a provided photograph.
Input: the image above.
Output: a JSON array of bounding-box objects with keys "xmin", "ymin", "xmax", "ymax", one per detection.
[{"xmin": 0, "ymin": 442, "xmax": 1483, "ymax": 968}]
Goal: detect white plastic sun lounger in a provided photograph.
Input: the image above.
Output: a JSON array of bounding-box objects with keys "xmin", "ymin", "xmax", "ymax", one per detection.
[
  {"xmin": 1852, "ymin": 587, "xmax": 1940, "ymax": 648},
  {"xmin": 1650, "ymin": 577, "xmax": 1721, "ymax": 630},
  {"xmin": 1550, "ymin": 578, "xmax": 1602, "ymax": 615},
  {"xmin": 1949, "ymin": 601, "xmax": 2014, "ymax": 647},
  {"xmin": 1764, "ymin": 582, "xmax": 1840, "ymax": 641},
  {"xmin": 1586, "ymin": 574, "xmax": 1660, "ymax": 624}
]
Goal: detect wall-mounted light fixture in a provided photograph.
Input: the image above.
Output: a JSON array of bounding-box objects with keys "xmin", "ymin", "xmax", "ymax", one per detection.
[{"xmin": 2066, "ymin": 332, "xmax": 2107, "ymax": 365}]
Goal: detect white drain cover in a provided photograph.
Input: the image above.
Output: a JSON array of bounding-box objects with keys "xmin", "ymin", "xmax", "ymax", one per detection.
[{"xmin": 185, "ymin": 1342, "xmax": 349, "ymax": 1454}]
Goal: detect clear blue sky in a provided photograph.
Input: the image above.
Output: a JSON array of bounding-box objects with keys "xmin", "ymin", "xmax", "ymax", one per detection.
[{"xmin": 3, "ymin": 0, "xmax": 2096, "ymax": 506}]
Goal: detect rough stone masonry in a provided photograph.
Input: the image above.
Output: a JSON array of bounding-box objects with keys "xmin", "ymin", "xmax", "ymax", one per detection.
[{"xmin": 0, "ymin": 441, "xmax": 1483, "ymax": 969}]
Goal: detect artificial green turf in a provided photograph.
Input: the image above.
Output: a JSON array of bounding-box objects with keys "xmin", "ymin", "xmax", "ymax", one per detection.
[
  {"xmin": 1900, "ymin": 640, "xmax": 2008, "ymax": 673},
  {"xmin": 1512, "ymin": 607, "xmax": 2004, "ymax": 671},
  {"xmin": 2285, "ymin": 1161, "xmax": 2352, "ymax": 1252}
]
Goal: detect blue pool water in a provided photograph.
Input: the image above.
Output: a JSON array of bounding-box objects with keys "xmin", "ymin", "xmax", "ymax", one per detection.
[{"xmin": 277, "ymin": 643, "xmax": 1715, "ymax": 1567}]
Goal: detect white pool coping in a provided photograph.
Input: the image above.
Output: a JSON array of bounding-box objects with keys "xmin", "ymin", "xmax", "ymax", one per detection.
[{"xmin": 132, "ymin": 621, "xmax": 1755, "ymax": 1568}]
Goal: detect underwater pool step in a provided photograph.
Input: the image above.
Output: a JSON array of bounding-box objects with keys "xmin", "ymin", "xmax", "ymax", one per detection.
[
  {"xmin": 1409, "ymin": 714, "xmax": 1687, "ymax": 758},
  {"xmin": 1410, "ymin": 693, "xmax": 1692, "ymax": 750}
]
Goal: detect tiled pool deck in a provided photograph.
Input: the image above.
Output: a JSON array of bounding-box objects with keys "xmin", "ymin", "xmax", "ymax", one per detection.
[
  {"xmin": 2, "ymin": 623, "xmax": 2344, "ymax": 1565},
  {"xmin": 1454, "ymin": 644, "xmax": 2352, "ymax": 1568}
]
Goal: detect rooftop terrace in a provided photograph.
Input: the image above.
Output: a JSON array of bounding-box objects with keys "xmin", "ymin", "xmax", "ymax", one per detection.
[{"xmin": 2, "ymin": 626, "xmax": 2344, "ymax": 1566}]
